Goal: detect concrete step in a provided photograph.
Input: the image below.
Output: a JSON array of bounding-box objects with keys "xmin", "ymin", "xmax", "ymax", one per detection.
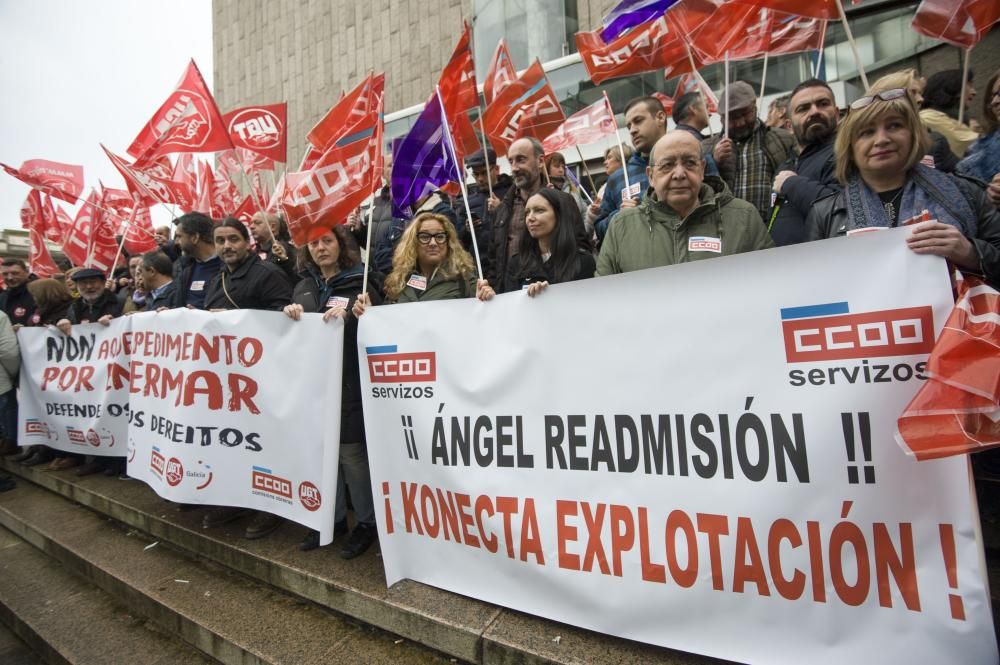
[
  {"xmin": 0, "ymin": 458, "xmax": 739, "ymax": 665},
  {"xmin": 0, "ymin": 525, "xmax": 214, "ymax": 665},
  {"xmin": 0, "ymin": 607, "xmax": 47, "ymax": 665},
  {"xmin": 0, "ymin": 479, "xmax": 453, "ymax": 665}
]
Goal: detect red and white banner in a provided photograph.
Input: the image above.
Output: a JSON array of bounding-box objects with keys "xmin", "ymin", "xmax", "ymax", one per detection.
[
  {"xmin": 484, "ymin": 39, "xmax": 517, "ymax": 105},
  {"xmin": 358, "ymin": 229, "xmax": 997, "ymax": 664},
  {"xmin": 223, "ymin": 103, "xmax": 287, "ymax": 163},
  {"xmin": 19, "ymin": 190, "xmax": 60, "ymax": 277},
  {"xmin": 103, "ymin": 145, "xmax": 195, "ymax": 210},
  {"xmin": 482, "ymin": 60, "xmax": 564, "ymax": 153},
  {"xmin": 911, "ymin": 0, "xmax": 1000, "ymax": 48},
  {"xmin": 2, "ymin": 159, "xmax": 85, "ymax": 204},
  {"xmin": 542, "ymin": 97, "xmax": 617, "ymax": 153},
  {"xmin": 127, "ymin": 59, "xmax": 232, "ymax": 159},
  {"xmin": 307, "ymin": 73, "xmax": 384, "ymax": 151},
  {"xmin": 16, "ymin": 310, "xmax": 344, "ymax": 545}
]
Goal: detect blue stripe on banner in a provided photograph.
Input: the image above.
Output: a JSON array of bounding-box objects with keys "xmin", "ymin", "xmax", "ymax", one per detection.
[
  {"xmin": 366, "ymin": 345, "xmax": 398, "ymax": 355},
  {"xmin": 335, "ymin": 125, "xmax": 375, "ymax": 147},
  {"xmin": 512, "ymin": 79, "xmax": 546, "ymax": 107},
  {"xmin": 252, "ymin": 466, "xmax": 272, "ymax": 473},
  {"xmin": 780, "ymin": 302, "xmax": 850, "ymax": 320}
]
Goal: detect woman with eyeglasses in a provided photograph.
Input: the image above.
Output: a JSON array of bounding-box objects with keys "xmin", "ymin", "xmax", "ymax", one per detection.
[
  {"xmin": 958, "ymin": 69, "xmax": 1000, "ymax": 190},
  {"xmin": 505, "ymin": 188, "xmax": 595, "ymax": 296},
  {"xmin": 805, "ymin": 87, "xmax": 1000, "ymax": 287},
  {"xmin": 353, "ymin": 212, "xmax": 494, "ymax": 314}
]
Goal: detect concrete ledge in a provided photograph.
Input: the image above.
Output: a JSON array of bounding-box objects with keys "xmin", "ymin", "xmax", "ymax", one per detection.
[
  {"xmin": 0, "ymin": 526, "xmax": 213, "ymax": 665},
  {"xmin": 0, "ymin": 482, "xmax": 451, "ymax": 665},
  {"xmin": 0, "ymin": 459, "xmax": 737, "ymax": 665}
]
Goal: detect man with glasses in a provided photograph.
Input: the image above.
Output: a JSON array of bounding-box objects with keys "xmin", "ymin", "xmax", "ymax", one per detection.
[
  {"xmin": 597, "ymin": 131, "xmax": 772, "ymax": 276},
  {"xmin": 703, "ymin": 81, "xmax": 797, "ymax": 225},
  {"xmin": 768, "ymin": 79, "xmax": 842, "ymax": 246}
]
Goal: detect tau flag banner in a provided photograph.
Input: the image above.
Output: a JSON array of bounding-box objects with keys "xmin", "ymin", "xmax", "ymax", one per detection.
[
  {"xmin": 358, "ymin": 229, "xmax": 997, "ymax": 664},
  {"xmin": 223, "ymin": 103, "xmax": 288, "ymax": 163},
  {"xmin": 17, "ymin": 319, "xmax": 133, "ymax": 457}
]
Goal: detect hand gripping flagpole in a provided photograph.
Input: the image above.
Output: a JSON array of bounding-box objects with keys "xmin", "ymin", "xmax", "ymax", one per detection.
[
  {"xmin": 436, "ymin": 85, "xmax": 483, "ymax": 280},
  {"xmin": 603, "ymin": 91, "xmax": 631, "ymax": 195}
]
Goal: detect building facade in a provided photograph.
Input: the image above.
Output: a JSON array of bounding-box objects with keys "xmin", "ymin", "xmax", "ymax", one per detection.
[{"xmin": 213, "ymin": 0, "xmax": 1000, "ymax": 170}]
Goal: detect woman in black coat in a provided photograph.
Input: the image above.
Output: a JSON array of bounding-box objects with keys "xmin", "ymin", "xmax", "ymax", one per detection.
[
  {"xmin": 283, "ymin": 225, "xmax": 383, "ymax": 557},
  {"xmin": 504, "ymin": 187, "xmax": 595, "ymax": 296}
]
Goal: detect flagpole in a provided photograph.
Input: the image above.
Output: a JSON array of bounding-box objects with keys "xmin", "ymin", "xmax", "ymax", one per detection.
[
  {"xmin": 724, "ymin": 51, "xmax": 730, "ymax": 140},
  {"xmin": 958, "ymin": 46, "xmax": 971, "ymax": 125},
  {"xmin": 574, "ymin": 146, "xmax": 598, "ymax": 196},
  {"xmin": 436, "ymin": 85, "xmax": 483, "ymax": 280},
  {"xmin": 603, "ymin": 91, "xmax": 632, "ymax": 195},
  {"xmin": 834, "ymin": 0, "xmax": 869, "ymax": 90},
  {"xmin": 476, "ymin": 114, "xmax": 495, "ymax": 202},
  {"xmin": 362, "ymin": 200, "xmax": 376, "ymax": 297},
  {"xmin": 683, "ymin": 45, "xmax": 709, "ymax": 109},
  {"xmin": 363, "ymin": 93, "xmax": 385, "ymax": 298},
  {"xmin": 107, "ymin": 206, "xmax": 137, "ymax": 282},
  {"xmin": 760, "ymin": 52, "xmax": 769, "ymax": 98},
  {"xmin": 813, "ymin": 26, "xmax": 828, "ymax": 79}
]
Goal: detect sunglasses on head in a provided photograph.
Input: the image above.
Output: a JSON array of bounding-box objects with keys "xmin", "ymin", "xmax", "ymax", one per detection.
[{"xmin": 849, "ymin": 88, "xmax": 909, "ymax": 111}]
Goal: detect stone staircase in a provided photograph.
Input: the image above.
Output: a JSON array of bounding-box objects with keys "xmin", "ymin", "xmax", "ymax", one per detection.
[{"xmin": 0, "ymin": 458, "xmax": 739, "ymax": 665}]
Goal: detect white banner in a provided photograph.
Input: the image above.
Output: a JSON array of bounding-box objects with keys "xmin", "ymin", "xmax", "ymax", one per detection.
[
  {"xmin": 19, "ymin": 310, "xmax": 343, "ymax": 544},
  {"xmin": 358, "ymin": 229, "xmax": 997, "ymax": 665}
]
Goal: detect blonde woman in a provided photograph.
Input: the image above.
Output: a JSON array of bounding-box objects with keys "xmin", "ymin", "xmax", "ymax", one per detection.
[{"xmin": 353, "ymin": 212, "xmax": 494, "ymax": 313}]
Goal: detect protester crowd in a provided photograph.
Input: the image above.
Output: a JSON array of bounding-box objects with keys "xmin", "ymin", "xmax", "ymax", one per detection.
[{"xmin": 2, "ymin": 63, "xmax": 999, "ymax": 560}]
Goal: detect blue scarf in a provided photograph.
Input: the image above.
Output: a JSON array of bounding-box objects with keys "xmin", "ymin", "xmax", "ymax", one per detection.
[
  {"xmin": 957, "ymin": 130, "xmax": 1000, "ymax": 183},
  {"xmin": 845, "ymin": 163, "xmax": 977, "ymax": 236}
]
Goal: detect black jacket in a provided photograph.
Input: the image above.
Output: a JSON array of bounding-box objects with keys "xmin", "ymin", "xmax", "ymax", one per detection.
[
  {"xmin": 356, "ymin": 186, "xmax": 399, "ymax": 251},
  {"xmin": 67, "ymin": 290, "xmax": 122, "ymax": 324},
  {"xmin": 145, "ymin": 281, "xmax": 177, "ymax": 311},
  {"xmin": 256, "ymin": 238, "xmax": 298, "ymax": 285},
  {"xmin": 204, "ymin": 254, "xmax": 293, "ymax": 311},
  {"xmin": 459, "ymin": 174, "xmax": 514, "ymax": 258},
  {"xmin": 504, "ymin": 249, "xmax": 596, "ymax": 293},
  {"xmin": 805, "ymin": 174, "xmax": 1000, "ymax": 287},
  {"xmin": 171, "ymin": 254, "xmax": 223, "ymax": 309},
  {"xmin": 292, "ymin": 264, "xmax": 382, "ymax": 444},
  {"xmin": 0, "ymin": 284, "xmax": 36, "ymax": 327},
  {"xmin": 769, "ymin": 137, "xmax": 839, "ymax": 246}
]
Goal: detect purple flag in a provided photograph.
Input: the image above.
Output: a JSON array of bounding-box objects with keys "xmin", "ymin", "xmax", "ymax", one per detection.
[
  {"xmin": 601, "ymin": 0, "xmax": 679, "ymax": 42},
  {"xmin": 390, "ymin": 93, "xmax": 461, "ymax": 218}
]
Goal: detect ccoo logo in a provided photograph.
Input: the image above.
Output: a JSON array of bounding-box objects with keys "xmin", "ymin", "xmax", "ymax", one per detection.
[
  {"xmin": 366, "ymin": 345, "xmax": 436, "ymax": 383},
  {"xmin": 780, "ymin": 302, "xmax": 935, "ymax": 363}
]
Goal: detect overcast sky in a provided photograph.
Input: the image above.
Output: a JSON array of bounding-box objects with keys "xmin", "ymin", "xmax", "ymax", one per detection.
[{"xmin": 0, "ymin": 0, "xmax": 213, "ymax": 231}]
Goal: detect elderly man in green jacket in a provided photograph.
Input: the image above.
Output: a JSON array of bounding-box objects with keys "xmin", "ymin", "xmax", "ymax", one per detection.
[{"xmin": 596, "ymin": 131, "xmax": 774, "ymax": 276}]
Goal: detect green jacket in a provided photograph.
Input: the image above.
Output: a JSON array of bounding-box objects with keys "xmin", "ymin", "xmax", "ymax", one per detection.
[
  {"xmin": 596, "ymin": 176, "xmax": 773, "ymax": 275},
  {"xmin": 390, "ymin": 269, "xmax": 478, "ymax": 304}
]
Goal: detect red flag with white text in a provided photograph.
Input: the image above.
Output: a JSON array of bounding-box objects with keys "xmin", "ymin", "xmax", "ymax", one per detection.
[
  {"xmin": 667, "ymin": 72, "xmax": 719, "ymax": 113},
  {"xmin": 482, "ymin": 60, "xmax": 565, "ymax": 153},
  {"xmin": 732, "ymin": 0, "xmax": 839, "ymax": 20},
  {"xmin": 20, "ymin": 192, "xmax": 60, "ymax": 278},
  {"xmin": 62, "ymin": 190, "xmax": 100, "ymax": 266},
  {"xmin": 2, "ymin": 159, "xmax": 84, "ymax": 204},
  {"xmin": 307, "ymin": 73, "xmax": 384, "ymax": 151},
  {"xmin": 127, "ymin": 60, "xmax": 232, "ymax": 159},
  {"xmin": 484, "ymin": 40, "xmax": 517, "ymax": 105},
  {"xmin": 576, "ymin": 13, "xmax": 698, "ymax": 84},
  {"xmin": 103, "ymin": 145, "xmax": 195, "ymax": 210},
  {"xmin": 120, "ymin": 204, "xmax": 159, "ymax": 255},
  {"xmin": 223, "ymin": 102, "xmax": 288, "ymax": 162},
  {"xmin": 896, "ymin": 273, "xmax": 1000, "ymax": 459},
  {"xmin": 911, "ymin": 0, "xmax": 1000, "ymax": 49},
  {"xmin": 542, "ymin": 97, "xmax": 617, "ymax": 153}
]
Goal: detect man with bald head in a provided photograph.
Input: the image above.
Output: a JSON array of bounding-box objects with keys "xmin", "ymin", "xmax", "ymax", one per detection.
[
  {"xmin": 596, "ymin": 131, "xmax": 773, "ymax": 275},
  {"xmin": 488, "ymin": 136, "xmax": 545, "ymax": 290}
]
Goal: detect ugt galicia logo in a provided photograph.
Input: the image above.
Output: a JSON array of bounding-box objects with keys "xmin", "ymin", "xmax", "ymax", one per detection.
[
  {"xmin": 780, "ymin": 302, "xmax": 935, "ymax": 387},
  {"xmin": 366, "ymin": 345, "xmax": 435, "ymax": 399}
]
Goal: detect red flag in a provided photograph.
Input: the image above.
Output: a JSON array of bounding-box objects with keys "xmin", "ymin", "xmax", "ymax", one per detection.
[
  {"xmin": 732, "ymin": 0, "xmax": 839, "ymax": 21},
  {"xmin": 896, "ymin": 273, "xmax": 1000, "ymax": 459},
  {"xmin": 482, "ymin": 60, "xmax": 565, "ymax": 153},
  {"xmin": 436, "ymin": 24, "xmax": 481, "ymax": 160},
  {"xmin": 121, "ymin": 204, "xmax": 159, "ymax": 255},
  {"xmin": 211, "ymin": 164, "xmax": 241, "ymax": 218},
  {"xmin": 542, "ymin": 97, "xmax": 617, "ymax": 153},
  {"xmin": 85, "ymin": 204, "xmax": 122, "ymax": 274},
  {"xmin": 911, "ymin": 0, "xmax": 1000, "ymax": 49},
  {"xmin": 63, "ymin": 190, "xmax": 101, "ymax": 266},
  {"xmin": 195, "ymin": 161, "xmax": 215, "ymax": 215},
  {"xmin": 689, "ymin": 4, "xmax": 772, "ymax": 63},
  {"xmin": 103, "ymin": 145, "xmax": 195, "ymax": 210},
  {"xmin": 19, "ymin": 190, "xmax": 41, "ymax": 230},
  {"xmin": 307, "ymin": 73, "xmax": 384, "ymax": 150},
  {"xmin": 515, "ymin": 98, "xmax": 567, "ymax": 145},
  {"xmin": 576, "ymin": 14, "xmax": 698, "ymax": 85},
  {"xmin": 223, "ymin": 102, "xmax": 288, "ymax": 162},
  {"xmin": 267, "ymin": 173, "xmax": 287, "ymax": 214},
  {"xmin": 2, "ymin": 159, "xmax": 84, "ymax": 204},
  {"xmin": 127, "ymin": 59, "xmax": 232, "ymax": 159},
  {"xmin": 44, "ymin": 196, "xmax": 73, "ymax": 243},
  {"xmin": 484, "ymin": 40, "xmax": 517, "ymax": 105},
  {"xmin": 280, "ymin": 134, "xmax": 377, "ymax": 245},
  {"xmin": 172, "ymin": 153, "xmax": 199, "ymax": 200},
  {"xmin": 766, "ymin": 14, "xmax": 827, "ymax": 56},
  {"xmin": 28, "ymin": 226, "xmax": 60, "ymax": 279},
  {"xmin": 653, "ymin": 91, "xmax": 675, "ymax": 115},
  {"xmin": 231, "ymin": 194, "xmax": 262, "ymax": 227},
  {"xmin": 666, "ymin": 72, "xmax": 719, "ymax": 113}
]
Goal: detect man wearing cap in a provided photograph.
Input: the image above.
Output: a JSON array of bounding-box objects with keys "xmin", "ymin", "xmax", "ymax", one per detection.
[
  {"xmin": 597, "ymin": 131, "xmax": 772, "ymax": 276},
  {"xmin": 461, "ymin": 148, "xmax": 513, "ymax": 257},
  {"xmin": 768, "ymin": 79, "xmax": 841, "ymax": 246},
  {"xmin": 703, "ymin": 80, "xmax": 797, "ymax": 225},
  {"xmin": 55, "ymin": 267, "xmax": 125, "ymax": 477}
]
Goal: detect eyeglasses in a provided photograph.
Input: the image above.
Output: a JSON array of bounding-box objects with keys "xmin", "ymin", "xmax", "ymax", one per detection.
[
  {"xmin": 849, "ymin": 88, "xmax": 908, "ymax": 111},
  {"xmin": 416, "ymin": 232, "xmax": 448, "ymax": 245},
  {"xmin": 652, "ymin": 156, "xmax": 702, "ymax": 174}
]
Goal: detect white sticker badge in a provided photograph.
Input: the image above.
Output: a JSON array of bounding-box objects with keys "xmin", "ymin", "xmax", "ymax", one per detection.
[{"xmin": 688, "ymin": 236, "xmax": 722, "ymax": 253}]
